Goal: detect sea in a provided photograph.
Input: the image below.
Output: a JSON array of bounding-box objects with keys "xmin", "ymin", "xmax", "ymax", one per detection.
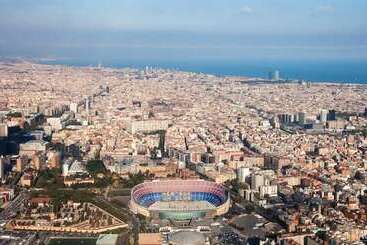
[{"xmin": 42, "ymin": 58, "xmax": 367, "ymax": 84}]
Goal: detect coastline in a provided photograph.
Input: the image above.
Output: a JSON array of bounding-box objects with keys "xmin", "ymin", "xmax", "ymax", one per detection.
[
  {"xmin": 39, "ymin": 58, "xmax": 367, "ymax": 85},
  {"xmin": 1, "ymin": 56, "xmax": 367, "ymax": 86}
]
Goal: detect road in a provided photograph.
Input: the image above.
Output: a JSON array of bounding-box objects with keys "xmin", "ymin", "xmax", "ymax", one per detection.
[
  {"xmin": 93, "ymin": 196, "xmax": 140, "ymax": 244},
  {"xmin": 0, "ymin": 191, "xmax": 26, "ymax": 222}
]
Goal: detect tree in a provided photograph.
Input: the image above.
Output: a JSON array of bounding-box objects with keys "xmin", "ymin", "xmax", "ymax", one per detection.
[
  {"xmin": 362, "ymin": 128, "xmax": 367, "ymax": 137},
  {"xmin": 121, "ymin": 171, "xmax": 146, "ymax": 188},
  {"xmin": 86, "ymin": 160, "xmax": 106, "ymax": 176}
]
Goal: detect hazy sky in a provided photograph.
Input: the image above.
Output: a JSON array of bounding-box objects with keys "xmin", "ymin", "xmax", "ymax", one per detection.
[{"xmin": 0, "ymin": 0, "xmax": 366, "ymax": 61}]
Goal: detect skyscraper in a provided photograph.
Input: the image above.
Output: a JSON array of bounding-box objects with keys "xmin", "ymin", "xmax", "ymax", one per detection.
[
  {"xmin": 298, "ymin": 112, "xmax": 306, "ymax": 125},
  {"xmin": 327, "ymin": 110, "xmax": 337, "ymax": 121},
  {"xmin": 320, "ymin": 109, "xmax": 328, "ymax": 123},
  {"xmin": 85, "ymin": 96, "xmax": 90, "ymax": 115},
  {"xmin": 269, "ymin": 70, "xmax": 280, "ymax": 81},
  {"xmin": 0, "ymin": 156, "xmax": 5, "ymax": 180},
  {"xmin": 70, "ymin": 102, "xmax": 78, "ymax": 114}
]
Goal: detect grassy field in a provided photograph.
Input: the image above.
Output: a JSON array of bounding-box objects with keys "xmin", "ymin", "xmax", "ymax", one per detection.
[{"xmin": 108, "ymin": 188, "xmax": 131, "ymax": 197}]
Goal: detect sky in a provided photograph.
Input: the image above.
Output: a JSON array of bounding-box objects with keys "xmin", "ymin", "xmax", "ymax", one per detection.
[{"xmin": 0, "ymin": 0, "xmax": 366, "ymax": 62}]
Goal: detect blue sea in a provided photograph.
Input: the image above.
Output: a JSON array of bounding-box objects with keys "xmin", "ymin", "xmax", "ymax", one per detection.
[{"xmin": 43, "ymin": 58, "xmax": 367, "ymax": 84}]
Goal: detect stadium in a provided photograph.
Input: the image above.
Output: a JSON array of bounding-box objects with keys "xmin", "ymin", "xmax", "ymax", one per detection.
[{"xmin": 129, "ymin": 179, "xmax": 230, "ymax": 220}]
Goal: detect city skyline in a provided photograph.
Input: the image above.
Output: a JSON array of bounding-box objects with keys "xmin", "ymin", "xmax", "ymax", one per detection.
[{"xmin": 1, "ymin": 1, "xmax": 367, "ymax": 244}]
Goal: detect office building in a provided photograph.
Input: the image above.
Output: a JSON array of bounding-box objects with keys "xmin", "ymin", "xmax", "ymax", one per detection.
[
  {"xmin": 47, "ymin": 117, "xmax": 64, "ymax": 132},
  {"xmin": 320, "ymin": 109, "xmax": 328, "ymax": 123},
  {"xmin": 70, "ymin": 102, "xmax": 78, "ymax": 114},
  {"xmin": 251, "ymin": 174, "xmax": 265, "ymax": 190},
  {"xmin": 259, "ymin": 185, "xmax": 278, "ymax": 198},
  {"xmin": 85, "ymin": 96, "xmax": 91, "ymax": 114},
  {"xmin": 327, "ymin": 110, "xmax": 337, "ymax": 121},
  {"xmin": 293, "ymin": 113, "xmax": 299, "ymax": 122},
  {"xmin": 237, "ymin": 167, "xmax": 250, "ymax": 183},
  {"xmin": 298, "ymin": 112, "xmax": 306, "ymax": 125},
  {"xmin": 46, "ymin": 112, "xmax": 72, "ymax": 132},
  {"xmin": 278, "ymin": 114, "xmax": 294, "ymax": 124},
  {"xmin": 269, "ymin": 70, "xmax": 280, "ymax": 81}
]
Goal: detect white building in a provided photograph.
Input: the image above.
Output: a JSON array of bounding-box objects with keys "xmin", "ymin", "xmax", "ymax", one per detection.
[
  {"xmin": 269, "ymin": 70, "xmax": 280, "ymax": 80},
  {"xmin": 127, "ymin": 119, "xmax": 168, "ymax": 134},
  {"xmin": 19, "ymin": 140, "xmax": 49, "ymax": 157},
  {"xmin": 251, "ymin": 174, "xmax": 265, "ymax": 190},
  {"xmin": 237, "ymin": 167, "xmax": 250, "ymax": 183},
  {"xmin": 68, "ymin": 160, "xmax": 88, "ymax": 175},
  {"xmin": 320, "ymin": 109, "xmax": 328, "ymax": 123},
  {"xmin": 47, "ymin": 112, "xmax": 72, "ymax": 132},
  {"xmin": 62, "ymin": 162, "xmax": 70, "ymax": 176},
  {"xmin": 70, "ymin": 102, "xmax": 78, "ymax": 114},
  {"xmin": 259, "ymin": 185, "xmax": 278, "ymax": 198}
]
